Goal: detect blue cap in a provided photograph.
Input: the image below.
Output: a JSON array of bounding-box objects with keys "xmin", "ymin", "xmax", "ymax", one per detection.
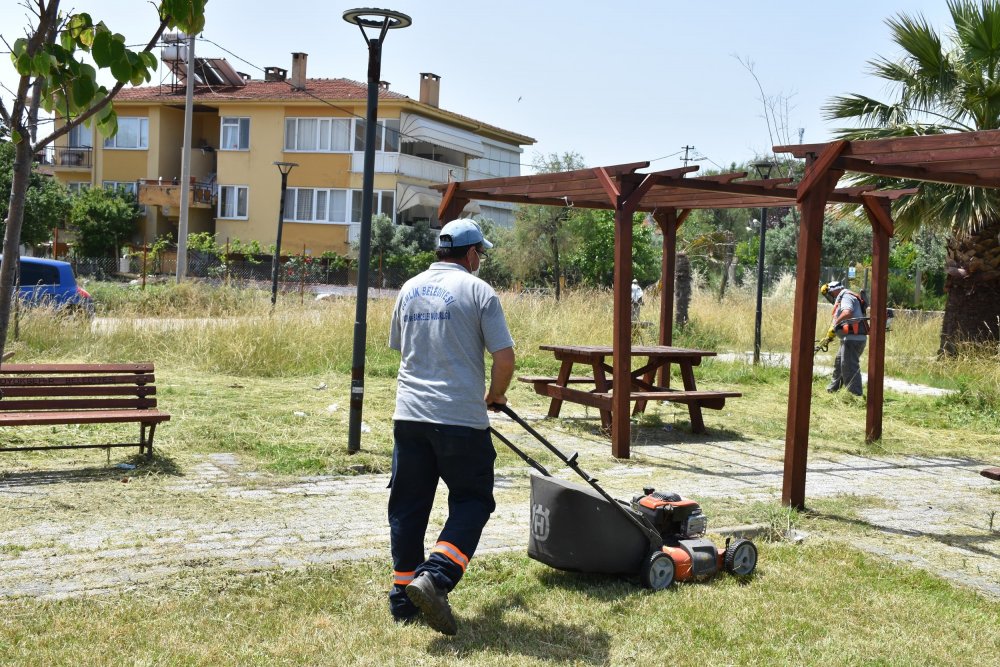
[{"xmin": 437, "ymin": 218, "xmax": 493, "ymax": 249}]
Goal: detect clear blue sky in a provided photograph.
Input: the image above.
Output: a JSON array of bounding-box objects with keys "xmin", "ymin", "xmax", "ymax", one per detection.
[{"xmin": 1, "ymin": 0, "xmax": 956, "ymax": 174}]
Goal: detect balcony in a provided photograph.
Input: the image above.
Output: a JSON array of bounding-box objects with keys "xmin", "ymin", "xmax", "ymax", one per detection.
[
  {"xmin": 138, "ymin": 178, "xmax": 214, "ymax": 212},
  {"xmin": 50, "ymin": 146, "xmax": 93, "ymax": 169},
  {"xmin": 350, "ymin": 152, "xmax": 467, "ymax": 183}
]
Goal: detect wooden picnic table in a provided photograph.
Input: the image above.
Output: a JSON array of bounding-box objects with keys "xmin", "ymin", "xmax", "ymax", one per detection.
[{"xmin": 519, "ymin": 344, "xmax": 740, "ymax": 433}]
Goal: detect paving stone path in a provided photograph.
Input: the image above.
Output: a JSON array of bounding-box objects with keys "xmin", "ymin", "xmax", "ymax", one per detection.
[{"xmin": 0, "ymin": 413, "xmax": 996, "ymax": 601}]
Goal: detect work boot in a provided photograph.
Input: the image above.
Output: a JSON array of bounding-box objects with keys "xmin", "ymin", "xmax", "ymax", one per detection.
[{"xmin": 405, "ymin": 573, "xmax": 457, "ymax": 636}]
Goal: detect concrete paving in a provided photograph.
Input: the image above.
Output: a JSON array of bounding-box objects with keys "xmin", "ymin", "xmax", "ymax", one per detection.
[{"xmin": 0, "ymin": 412, "xmax": 995, "ymax": 602}]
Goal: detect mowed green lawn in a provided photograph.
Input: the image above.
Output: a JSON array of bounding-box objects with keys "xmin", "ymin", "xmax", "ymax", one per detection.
[
  {"xmin": 0, "ymin": 282, "xmax": 997, "ymax": 665},
  {"xmin": 0, "ymin": 546, "xmax": 997, "ymax": 666}
]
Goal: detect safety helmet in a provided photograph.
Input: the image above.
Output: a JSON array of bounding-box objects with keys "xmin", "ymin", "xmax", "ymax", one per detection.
[{"xmin": 820, "ymin": 281, "xmax": 844, "ymax": 304}]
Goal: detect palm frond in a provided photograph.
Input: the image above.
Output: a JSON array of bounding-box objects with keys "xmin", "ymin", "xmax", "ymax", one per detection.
[
  {"xmin": 886, "ymin": 12, "xmax": 947, "ymax": 74},
  {"xmin": 950, "ymin": 0, "xmax": 1000, "ymax": 66},
  {"xmin": 823, "ymin": 94, "xmax": 910, "ymax": 127}
]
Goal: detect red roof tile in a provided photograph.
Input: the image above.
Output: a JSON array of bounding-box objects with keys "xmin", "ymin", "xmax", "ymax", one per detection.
[{"xmin": 113, "ymin": 78, "xmax": 534, "ymax": 143}]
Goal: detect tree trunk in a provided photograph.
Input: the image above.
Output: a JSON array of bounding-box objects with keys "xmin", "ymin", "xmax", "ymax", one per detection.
[
  {"xmin": 939, "ymin": 219, "xmax": 1000, "ymax": 355},
  {"xmin": 0, "ymin": 139, "xmax": 34, "ymax": 362},
  {"xmin": 551, "ymin": 232, "xmax": 561, "ymax": 301},
  {"xmin": 675, "ymin": 252, "xmax": 691, "ymax": 329}
]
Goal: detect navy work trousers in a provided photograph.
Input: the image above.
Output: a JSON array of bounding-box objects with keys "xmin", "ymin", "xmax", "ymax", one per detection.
[{"xmin": 387, "ymin": 420, "xmax": 496, "ymax": 618}]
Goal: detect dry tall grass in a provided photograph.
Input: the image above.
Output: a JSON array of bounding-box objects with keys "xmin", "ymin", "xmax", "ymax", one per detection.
[{"xmin": 6, "ymin": 279, "xmax": 995, "ymax": 395}]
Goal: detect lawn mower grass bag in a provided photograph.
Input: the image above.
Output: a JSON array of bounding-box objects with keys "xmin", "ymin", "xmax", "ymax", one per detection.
[{"xmin": 527, "ymin": 473, "xmax": 649, "ymax": 575}]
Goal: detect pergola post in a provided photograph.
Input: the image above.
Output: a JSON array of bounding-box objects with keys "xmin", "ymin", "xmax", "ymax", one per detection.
[
  {"xmin": 611, "ymin": 200, "xmax": 635, "ymax": 458},
  {"xmin": 783, "ymin": 149, "xmax": 843, "ymax": 509},
  {"xmin": 654, "ymin": 209, "xmax": 677, "ymax": 388},
  {"xmin": 862, "ymin": 195, "xmax": 894, "ymax": 443}
]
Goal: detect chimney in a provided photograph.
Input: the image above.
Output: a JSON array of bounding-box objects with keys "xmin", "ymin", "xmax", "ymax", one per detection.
[
  {"xmin": 264, "ymin": 66, "xmax": 287, "ymax": 82},
  {"xmin": 291, "ymin": 52, "xmax": 308, "ymax": 90},
  {"xmin": 379, "ymin": 80, "xmax": 390, "ymax": 91},
  {"xmin": 419, "ymin": 72, "xmax": 440, "ymax": 107}
]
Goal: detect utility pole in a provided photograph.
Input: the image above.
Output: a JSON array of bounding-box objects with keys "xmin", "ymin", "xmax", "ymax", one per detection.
[
  {"xmin": 175, "ymin": 32, "xmax": 195, "ymax": 282},
  {"xmin": 681, "ymin": 145, "xmax": 695, "ymax": 167}
]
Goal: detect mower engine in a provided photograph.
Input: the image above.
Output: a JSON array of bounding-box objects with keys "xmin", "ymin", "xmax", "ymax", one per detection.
[
  {"xmin": 631, "ymin": 489, "xmax": 708, "ymax": 538},
  {"xmin": 631, "ymin": 487, "xmax": 755, "ymax": 583}
]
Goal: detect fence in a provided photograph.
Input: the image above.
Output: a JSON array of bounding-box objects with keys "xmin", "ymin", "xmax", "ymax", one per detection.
[{"xmin": 68, "ymin": 252, "xmax": 418, "ymax": 292}]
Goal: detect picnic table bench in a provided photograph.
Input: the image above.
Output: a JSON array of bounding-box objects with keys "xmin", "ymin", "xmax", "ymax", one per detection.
[
  {"xmin": 519, "ymin": 344, "xmax": 740, "ymax": 433},
  {"xmin": 0, "ymin": 362, "xmax": 170, "ymax": 457}
]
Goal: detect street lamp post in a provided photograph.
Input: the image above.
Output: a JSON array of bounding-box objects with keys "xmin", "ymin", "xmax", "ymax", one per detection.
[
  {"xmin": 752, "ymin": 160, "xmax": 774, "ymax": 365},
  {"xmin": 271, "ymin": 161, "xmax": 298, "ymax": 307},
  {"xmin": 343, "ymin": 8, "xmax": 411, "ymax": 454}
]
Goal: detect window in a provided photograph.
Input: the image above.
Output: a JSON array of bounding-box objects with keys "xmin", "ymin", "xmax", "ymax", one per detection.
[
  {"xmin": 353, "ymin": 118, "xmax": 400, "ymax": 152},
  {"xmin": 350, "ymin": 189, "xmax": 395, "ymax": 223},
  {"xmin": 68, "ymin": 124, "xmax": 92, "ymax": 148},
  {"xmin": 19, "ymin": 262, "xmax": 59, "ymax": 286},
  {"xmin": 66, "ymin": 182, "xmax": 90, "ymax": 195},
  {"xmin": 283, "ymin": 187, "xmax": 393, "ymax": 224},
  {"xmin": 103, "ymin": 181, "xmax": 138, "ymax": 197},
  {"xmin": 218, "ymin": 185, "xmax": 249, "ymax": 219},
  {"xmin": 220, "ymin": 117, "xmax": 250, "ymax": 150},
  {"xmin": 103, "ymin": 117, "xmax": 148, "ymax": 149},
  {"xmin": 284, "ymin": 117, "xmax": 351, "ymax": 152}
]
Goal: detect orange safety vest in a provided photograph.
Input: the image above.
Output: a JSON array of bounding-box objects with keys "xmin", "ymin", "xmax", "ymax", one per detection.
[{"xmin": 832, "ymin": 290, "xmax": 869, "ymax": 336}]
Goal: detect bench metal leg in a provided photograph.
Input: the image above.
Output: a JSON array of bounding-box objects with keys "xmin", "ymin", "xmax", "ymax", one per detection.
[{"xmin": 141, "ymin": 422, "xmax": 157, "ymax": 459}]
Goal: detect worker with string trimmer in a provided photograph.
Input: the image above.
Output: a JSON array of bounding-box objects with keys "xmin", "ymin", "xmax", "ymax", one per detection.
[{"xmin": 816, "ymin": 280, "xmax": 868, "ymax": 397}]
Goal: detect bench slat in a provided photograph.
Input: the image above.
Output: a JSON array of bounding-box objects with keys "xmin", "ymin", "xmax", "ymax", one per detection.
[
  {"xmin": 0, "ymin": 398, "xmax": 157, "ymax": 411},
  {"xmin": 0, "ymin": 373, "xmax": 155, "ymax": 387},
  {"xmin": 0, "ymin": 409, "xmax": 170, "ymax": 426},
  {"xmin": 594, "ymin": 390, "xmax": 743, "ymax": 400},
  {"xmin": 517, "ymin": 376, "xmax": 595, "ymax": 384},
  {"xmin": 0, "ymin": 363, "xmax": 154, "ymax": 374},
  {"xmin": 0, "ymin": 386, "xmax": 155, "ymax": 398}
]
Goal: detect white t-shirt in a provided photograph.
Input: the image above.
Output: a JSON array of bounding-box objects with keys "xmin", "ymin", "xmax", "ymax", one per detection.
[{"xmin": 390, "ymin": 262, "xmax": 514, "ymax": 429}]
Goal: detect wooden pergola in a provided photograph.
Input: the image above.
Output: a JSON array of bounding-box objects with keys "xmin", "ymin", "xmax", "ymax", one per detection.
[{"xmin": 435, "ymin": 129, "xmax": 1000, "ymax": 508}]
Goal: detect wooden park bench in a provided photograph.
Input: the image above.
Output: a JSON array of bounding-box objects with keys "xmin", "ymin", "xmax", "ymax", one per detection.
[{"xmin": 0, "ymin": 362, "xmax": 170, "ymax": 458}]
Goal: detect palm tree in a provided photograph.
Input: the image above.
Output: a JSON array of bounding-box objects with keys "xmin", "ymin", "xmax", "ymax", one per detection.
[{"xmin": 825, "ymin": 0, "xmax": 1000, "ymax": 355}]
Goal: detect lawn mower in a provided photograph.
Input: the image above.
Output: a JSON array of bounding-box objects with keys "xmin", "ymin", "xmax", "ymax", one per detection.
[{"xmin": 490, "ymin": 404, "xmax": 757, "ymax": 590}]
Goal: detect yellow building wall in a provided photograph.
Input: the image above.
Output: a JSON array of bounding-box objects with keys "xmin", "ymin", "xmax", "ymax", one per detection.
[
  {"xmin": 280, "ymin": 223, "xmax": 350, "ymax": 255},
  {"xmin": 101, "ymin": 149, "xmax": 148, "ymax": 184},
  {"xmin": 214, "ymin": 104, "xmax": 372, "ymax": 255},
  {"xmin": 215, "ymin": 105, "xmax": 283, "ymax": 249},
  {"xmin": 97, "ymin": 105, "xmax": 151, "ymax": 185}
]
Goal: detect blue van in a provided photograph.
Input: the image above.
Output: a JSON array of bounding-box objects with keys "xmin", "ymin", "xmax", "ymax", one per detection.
[{"xmin": 2, "ymin": 256, "xmax": 94, "ymax": 315}]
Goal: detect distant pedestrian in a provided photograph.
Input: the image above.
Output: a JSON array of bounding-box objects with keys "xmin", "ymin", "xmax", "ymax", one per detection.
[
  {"xmin": 387, "ymin": 219, "xmax": 515, "ymax": 636},
  {"xmin": 631, "ymin": 279, "xmax": 644, "ymax": 323}
]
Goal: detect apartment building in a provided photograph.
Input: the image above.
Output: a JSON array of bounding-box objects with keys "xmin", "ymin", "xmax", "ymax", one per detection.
[{"xmin": 48, "ymin": 52, "xmax": 534, "ymax": 256}]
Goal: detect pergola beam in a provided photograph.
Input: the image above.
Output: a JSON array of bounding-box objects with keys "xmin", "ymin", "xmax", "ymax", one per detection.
[{"xmin": 834, "ymin": 156, "xmax": 999, "ymax": 188}]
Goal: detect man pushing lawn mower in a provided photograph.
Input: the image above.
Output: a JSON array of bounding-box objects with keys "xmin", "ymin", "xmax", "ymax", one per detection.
[{"xmin": 387, "ymin": 219, "xmax": 515, "ymax": 636}]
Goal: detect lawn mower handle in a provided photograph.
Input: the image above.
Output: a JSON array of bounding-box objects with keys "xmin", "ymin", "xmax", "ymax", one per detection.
[{"xmin": 489, "ymin": 403, "xmax": 664, "ymax": 547}]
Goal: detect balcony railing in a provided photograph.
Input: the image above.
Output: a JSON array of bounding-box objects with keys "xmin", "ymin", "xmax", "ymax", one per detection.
[
  {"xmin": 51, "ymin": 146, "xmax": 93, "ymax": 168},
  {"xmin": 137, "ymin": 178, "xmax": 214, "ymax": 210},
  {"xmin": 350, "ymin": 151, "xmax": 467, "ymax": 183}
]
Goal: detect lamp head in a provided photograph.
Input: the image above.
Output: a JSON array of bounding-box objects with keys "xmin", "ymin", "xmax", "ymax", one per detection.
[
  {"xmin": 343, "ymin": 8, "xmax": 412, "ymax": 34},
  {"xmin": 274, "ymin": 161, "xmax": 299, "ymax": 175},
  {"xmin": 752, "ymin": 160, "xmax": 775, "ymax": 180}
]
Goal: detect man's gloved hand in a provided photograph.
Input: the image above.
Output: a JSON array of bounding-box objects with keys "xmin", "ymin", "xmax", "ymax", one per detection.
[{"xmin": 826, "ymin": 327, "xmax": 836, "ymax": 342}]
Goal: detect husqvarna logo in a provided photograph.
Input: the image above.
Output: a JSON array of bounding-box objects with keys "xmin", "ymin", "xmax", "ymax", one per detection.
[{"xmin": 531, "ymin": 503, "xmax": 550, "ymax": 541}]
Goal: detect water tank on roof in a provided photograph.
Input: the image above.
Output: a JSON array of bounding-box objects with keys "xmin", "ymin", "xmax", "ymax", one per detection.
[{"xmin": 161, "ymin": 44, "xmax": 188, "ymax": 62}]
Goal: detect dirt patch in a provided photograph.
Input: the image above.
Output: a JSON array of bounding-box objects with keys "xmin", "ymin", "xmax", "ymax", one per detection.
[{"xmin": 0, "ymin": 414, "xmax": 996, "ymax": 601}]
